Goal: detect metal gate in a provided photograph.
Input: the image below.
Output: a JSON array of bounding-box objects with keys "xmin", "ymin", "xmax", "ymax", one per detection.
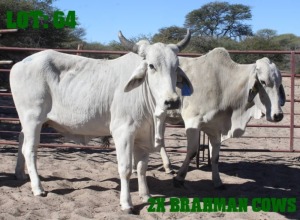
[{"xmin": 0, "ymin": 47, "xmax": 299, "ymax": 155}]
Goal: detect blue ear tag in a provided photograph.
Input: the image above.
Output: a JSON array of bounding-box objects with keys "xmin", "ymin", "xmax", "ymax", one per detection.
[{"xmin": 181, "ymin": 82, "xmax": 191, "ymax": 96}]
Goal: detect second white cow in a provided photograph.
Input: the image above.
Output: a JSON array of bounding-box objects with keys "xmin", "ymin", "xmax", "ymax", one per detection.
[{"xmin": 161, "ymin": 47, "xmax": 285, "ymax": 188}]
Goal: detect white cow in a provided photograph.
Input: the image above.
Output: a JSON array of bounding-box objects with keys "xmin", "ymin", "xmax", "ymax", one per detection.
[
  {"xmin": 9, "ymin": 30, "xmax": 191, "ymax": 213},
  {"xmin": 161, "ymin": 47, "xmax": 286, "ymax": 188}
]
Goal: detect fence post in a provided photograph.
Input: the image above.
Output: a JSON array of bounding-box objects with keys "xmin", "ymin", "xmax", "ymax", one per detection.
[
  {"xmin": 290, "ymin": 51, "xmax": 296, "ymax": 151},
  {"xmin": 0, "ymin": 29, "xmax": 18, "ymax": 37},
  {"xmin": 0, "ymin": 30, "xmax": 17, "ymax": 65},
  {"xmin": 0, "ymin": 61, "xmax": 13, "ymax": 65},
  {"xmin": 76, "ymin": 43, "xmax": 84, "ymax": 56}
]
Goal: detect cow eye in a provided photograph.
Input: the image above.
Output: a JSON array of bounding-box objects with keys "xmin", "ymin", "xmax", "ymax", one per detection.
[
  {"xmin": 260, "ymin": 80, "xmax": 266, "ymax": 86},
  {"xmin": 149, "ymin": 64, "xmax": 155, "ymax": 70}
]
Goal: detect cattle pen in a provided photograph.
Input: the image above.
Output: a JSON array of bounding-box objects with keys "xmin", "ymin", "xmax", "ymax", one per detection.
[{"xmin": 1, "ymin": 47, "xmax": 300, "ymax": 164}]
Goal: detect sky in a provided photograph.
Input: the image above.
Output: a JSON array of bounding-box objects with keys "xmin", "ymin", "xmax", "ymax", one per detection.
[{"xmin": 53, "ymin": 0, "xmax": 300, "ymax": 44}]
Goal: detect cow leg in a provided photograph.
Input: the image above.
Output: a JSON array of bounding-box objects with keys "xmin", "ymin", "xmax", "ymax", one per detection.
[
  {"xmin": 15, "ymin": 131, "xmax": 27, "ymax": 180},
  {"xmin": 160, "ymin": 146, "xmax": 173, "ymax": 174},
  {"xmin": 174, "ymin": 128, "xmax": 200, "ymax": 187},
  {"xmin": 155, "ymin": 115, "xmax": 173, "ymax": 174},
  {"xmin": 113, "ymin": 131, "xmax": 134, "ymax": 212},
  {"xmin": 132, "ymin": 156, "xmax": 137, "ymax": 174},
  {"xmin": 20, "ymin": 122, "xmax": 46, "ymax": 196},
  {"xmin": 209, "ymin": 135, "xmax": 223, "ymax": 188},
  {"xmin": 133, "ymin": 148, "xmax": 150, "ymax": 202}
]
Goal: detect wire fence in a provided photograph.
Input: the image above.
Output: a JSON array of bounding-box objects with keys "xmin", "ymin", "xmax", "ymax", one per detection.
[{"xmin": 0, "ymin": 47, "xmax": 299, "ymax": 156}]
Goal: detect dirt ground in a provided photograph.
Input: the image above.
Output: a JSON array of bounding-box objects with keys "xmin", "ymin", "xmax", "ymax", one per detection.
[
  {"xmin": 0, "ymin": 126, "xmax": 300, "ymax": 220},
  {"xmin": 1, "ymin": 76, "xmax": 300, "ymax": 219}
]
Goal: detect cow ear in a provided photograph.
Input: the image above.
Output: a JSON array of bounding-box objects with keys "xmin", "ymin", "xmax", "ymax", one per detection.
[
  {"xmin": 124, "ymin": 61, "xmax": 147, "ymax": 92},
  {"xmin": 279, "ymin": 84, "xmax": 286, "ymax": 106},
  {"xmin": 248, "ymin": 79, "xmax": 259, "ymax": 103},
  {"xmin": 176, "ymin": 67, "xmax": 193, "ymax": 96}
]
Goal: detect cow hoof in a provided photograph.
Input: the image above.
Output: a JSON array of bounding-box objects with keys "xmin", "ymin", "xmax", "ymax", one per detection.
[
  {"xmin": 165, "ymin": 169, "xmax": 176, "ymax": 175},
  {"xmin": 140, "ymin": 195, "xmax": 150, "ymax": 203},
  {"xmin": 215, "ymin": 185, "xmax": 226, "ymax": 190},
  {"xmin": 122, "ymin": 207, "xmax": 137, "ymax": 215},
  {"xmin": 15, "ymin": 173, "xmax": 28, "ymax": 180},
  {"xmin": 33, "ymin": 191, "xmax": 48, "ymax": 197},
  {"xmin": 199, "ymin": 164, "xmax": 211, "ymax": 171},
  {"xmin": 40, "ymin": 191, "xmax": 48, "ymax": 197},
  {"xmin": 173, "ymin": 177, "xmax": 185, "ymax": 188}
]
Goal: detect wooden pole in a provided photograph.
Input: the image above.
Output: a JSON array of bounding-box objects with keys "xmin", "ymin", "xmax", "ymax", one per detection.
[
  {"xmin": 0, "ymin": 29, "xmax": 18, "ymax": 34},
  {"xmin": 0, "ymin": 61, "xmax": 13, "ymax": 65},
  {"xmin": 0, "ymin": 29, "xmax": 18, "ymax": 37},
  {"xmin": 76, "ymin": 43, "xmax": 84, "ymax": 56}
]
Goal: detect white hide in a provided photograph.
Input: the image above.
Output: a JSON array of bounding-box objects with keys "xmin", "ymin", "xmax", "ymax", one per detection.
[
  {"xmin": 163, "ymin": 48, "xmax": 285, "ymax": 188},
  {"xmin": 10, "ymin": 37, "xmax": 191, "ymax": 212}
]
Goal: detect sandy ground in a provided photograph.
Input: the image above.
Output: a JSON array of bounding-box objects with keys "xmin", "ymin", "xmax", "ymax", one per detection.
[
  {"xmin": 1, "ymin": 76, "xmax": 300, "ymax": 219},
  {"xmin": 0, "ymin": 126, "xmax": 300, "ymax": 220}
]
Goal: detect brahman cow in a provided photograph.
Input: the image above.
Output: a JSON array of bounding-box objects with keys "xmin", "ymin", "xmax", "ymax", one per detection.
[
  {"xmin": 9, "ymin": 30, "xmax": 191, "ymax": 213},
  {"xmin": 159, "ymin": 47, "xmax": 286, "ymax": 188}
]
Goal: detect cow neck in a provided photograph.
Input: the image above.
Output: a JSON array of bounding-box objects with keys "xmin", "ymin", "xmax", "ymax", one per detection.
[
  {"xmin": 143, "ymin": 75, "xmax": 167, "ymax": 149},
  {"xmin": 142, "ymin": 76, "xmax": 156, "ymax": 118},
  {"xmin": 228, "ymin": 63, "xmax": 256, "ymax": 110},
  {"xmin": 244, "ymin": 64, "xmax": 258, "ymax": 109},
  {"xmin": 227, "ymin": 64, "xmax": 259, "ymax": 138}
]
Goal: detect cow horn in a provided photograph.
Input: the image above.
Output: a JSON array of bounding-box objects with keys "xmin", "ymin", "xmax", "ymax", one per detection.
[
  {"xmin": 176, "ymin": 29, "xmax": 191, "ymax": 52},
  {"xmin": 118, "ymin": 31, "xmax": 139, "ymax": 54}
]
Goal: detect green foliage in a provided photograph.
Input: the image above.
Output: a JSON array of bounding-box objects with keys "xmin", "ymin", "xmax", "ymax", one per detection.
[
  {"xmin": 273, "ymin": 34, "xmax": 300, "ymax": 50},
  {"xmin": 79, "ymin": 41, "xmax": 122, "ymax": 59},
  {"xmin": 0, "ymin": 0, "xmax": 85, "ymax": 89},
  {"xmin": 256, "ymin": 29, "xmax": 277, "ymax": 39},
  {"xmin": 272, "ymin": 34, "xmax": 300, "ymax": 74},
  {"xmin": 152, "ymin": 2, "xmax": 300, "ymax": 72},
  {"xmin": 129, "ymin": 33, "xmax": 153, "ymax": 44},
  {"xmin": 1, "ymin": 0, "xmax": 299, "ymax": 75},
  {"xmin": 152, "ymin": 26, "xmax": 187, "ymax": 44},
  {"xmin": 0, "ymin": 0, "xmax": 85, "ymax": 49},
  {"xmin": 184, "ymin": 1, "xmax": 252, "ymax": 40},
  {"xmin": 152, "ymin": 26, "xmax": 198, "ymax": 52},
  {"xmin": 235, "ymin": 34, "xmax": 283, "ymax": 64},
  {"xmin": 186, "ymin": 36, "xmax": 239, "ymax": 53}
]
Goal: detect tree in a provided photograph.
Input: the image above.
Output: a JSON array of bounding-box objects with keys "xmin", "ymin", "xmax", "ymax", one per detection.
[
  {"xmin": 273, "ymin": 34, "xmax": 300, "ymax": 50},
  {"xmin": 273, "ymin": 34, "xmax": 300, "ymax": 73},
  {"xmin": 152, "ymin": 26, "xmax": 187, "ymax": 44},
  {"xmin": 256, "ymin": 29, "xmax": 277, "ymax": 40},
  {"xmin": 184, "ymin": 2, "xmax": 252, "ymax": 40},
  {"xmin": 0, "ymin": 0, "xmax": 86, "ymax": 90},
  {"xmin": 0, "ymin": 0, "xmax": 85, "ymax": 48},
  {"xmin": 233, "ymin": 30, "xmax": 283, "ymax": 67},
  {"xmin": 151, "ymin": 25, "xmax": 240, "ymax": 53}
]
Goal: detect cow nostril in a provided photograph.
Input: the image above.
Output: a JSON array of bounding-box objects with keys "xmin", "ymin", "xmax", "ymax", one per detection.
[
  {"xmin": 165, "ymin": 99, "xmax": 180, "ymax": 110},
  {"xmin": 273, "ymin": 113, "xmax": 283, "ymax": 122}
]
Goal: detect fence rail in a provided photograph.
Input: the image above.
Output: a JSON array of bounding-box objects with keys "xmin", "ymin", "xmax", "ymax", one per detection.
[{"xmin": 1, "ymin": 47, "xmax": 300, "ymax": 155}]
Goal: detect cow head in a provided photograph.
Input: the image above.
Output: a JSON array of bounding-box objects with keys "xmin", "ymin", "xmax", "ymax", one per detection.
[
  {"xmin": 119, "ymin": 30, "xmax": 191, "ymax": 148},
  {"xmin": 119, "ymin": 30, "xmax": 191, "ymax": 113},
  {"xmin": 248, "ymin": 57, "xmax": 285, "ymax": 122}
]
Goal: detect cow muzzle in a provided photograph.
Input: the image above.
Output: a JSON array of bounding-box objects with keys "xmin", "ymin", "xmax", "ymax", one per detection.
[
  {"xmin": 273, "ymin": 113, "xmax": 283, "ymax": 122},
  {"xmin": 165, "ymin": 99, "xmax": 180, "ymax": 110}
]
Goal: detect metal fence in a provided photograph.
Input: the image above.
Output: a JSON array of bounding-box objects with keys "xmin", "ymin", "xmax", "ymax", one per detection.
[{"xmin": 0, "ymin": 47, "xmax": 299, "ymax": 155}]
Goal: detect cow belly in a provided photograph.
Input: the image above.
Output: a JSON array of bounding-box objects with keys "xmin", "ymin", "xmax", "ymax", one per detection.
[{"xmin": 46, "ymin": 112, "xmax": 111, "ymax": 137}]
